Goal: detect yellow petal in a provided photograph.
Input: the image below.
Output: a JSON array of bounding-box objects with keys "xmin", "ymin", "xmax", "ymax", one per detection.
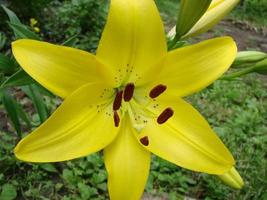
[
  {"xmin": 15, "ymin": 83, "xmax": 118, "ymax": 162},
  {"xmin": 104, "ymin": 116, "xmax": 150, "ymax": 200},
  {"xmin": 97, "ymin": 0, "xmax": 167, "ymax": 86},
  {"xmin": 12, "ymin": 39, "xmax": 113, "ymax": 98},
  {"xmin": 184, "ymin": 0, "xmax": 239, "ymax": 38},
  {"xmin": 218, "ymin": 167, "xmax": 244, "ymax": 189},
  {"xmin": 144, "ymin": 37, "xmax": 236, "ymax": 97},
  {"xmin": 136, "ymin": 95, "xmax": 234, "ymax": 174}
]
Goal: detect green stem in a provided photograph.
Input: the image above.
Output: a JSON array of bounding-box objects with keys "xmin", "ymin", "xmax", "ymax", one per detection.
[
  {"xmin": 167, "ymin": 35, "xmax": 180, "ymax": 51},
  {"xmin": 220, "ymin": 66, "xmax": 255, "ymax": 80}
]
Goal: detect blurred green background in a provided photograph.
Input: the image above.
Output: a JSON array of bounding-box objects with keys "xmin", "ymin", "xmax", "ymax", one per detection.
[{"xmin": 0, "ymin": 0, "xmax": 267, "ymax": 199}]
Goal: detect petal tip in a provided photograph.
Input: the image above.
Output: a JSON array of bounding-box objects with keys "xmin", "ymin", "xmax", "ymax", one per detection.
[{"xmin": 218, "ymin": 167, "xmax": 244, "ymax": 189}]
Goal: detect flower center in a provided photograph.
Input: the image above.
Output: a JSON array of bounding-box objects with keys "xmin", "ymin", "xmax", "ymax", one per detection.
[{"xmin": 111, "ymin": 82, "xmax": 175, "ymax": 139}]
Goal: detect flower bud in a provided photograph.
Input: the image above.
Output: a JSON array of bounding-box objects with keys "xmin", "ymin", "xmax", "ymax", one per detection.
[
  {"xmin": 232, "ymin": 51, "xmax": 267, "ymax": 68},
  {"xmin": 252, "ymin": 58, "xmax": 267, "ymax": 75}
]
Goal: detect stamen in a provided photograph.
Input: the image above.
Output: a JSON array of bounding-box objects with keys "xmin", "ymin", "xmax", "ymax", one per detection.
[
  {"xmin": 113, "ymin": 90, "xmax": 123, "ymax": 111},
  {"xmin": 124, "ymin": 83, "xmax": 135, "ymax": 102},
  {"xmin": 157, "ymin": 108, "xmax": 174, "ymax": 124},
  {"xmin": 140, "ymin": 136, "xmax": 149, "ymax": 146},
  {"xmin": 149, "ymin": 84, "xmax": 167, "ymax": 98},
  {"xmin": 113, "ymin": 111, "xmax": 120, "ymax": 127}
]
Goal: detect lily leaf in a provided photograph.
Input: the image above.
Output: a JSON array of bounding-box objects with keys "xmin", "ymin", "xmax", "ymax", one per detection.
[
  {"xmin": 176, "ymin": 0, "xmax": 212, "ymax": 39},
  {"xmin": 1, "ymin": 69, "xmax": 34, "ymax": 88},
  {"xmin": 1, "ymin": 5, "xmax": 21, "ymax": 25},
  {"xmin": 0, "ymin": 53, "xmax": 17, "ymax": 74},
  {"xmin": 8, "ymin": 22, "xmax": 40, "ymax": 40},
  {"xmin": 23, "ymin": 85, "xmax": 49, "ymax": 123},
  {"xmin": 2, "ymin": 90, "xmax": 22, "ymax": 137},
  {"xmin": 0, "ymin": 32, "xmax": 7, "ymax": 50},
  {"xmin": 15, "ymin": 101, "xmax": 32, "ymax": 128},
  {"xmin": 0, "ymin": 73, "xmax": 4, "ymax": 84}
]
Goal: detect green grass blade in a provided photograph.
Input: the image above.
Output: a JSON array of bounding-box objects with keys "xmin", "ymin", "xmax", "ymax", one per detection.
[
  {"xmin": 26, "ymin": 85, "xmax": 49, "ymax": 123},
  {"xmin": 1, "ymin": 69, "xmax": 34, "ymax": 88},
  {"xmin": 2, "ymin": 90, "xmax": 22, "ymax": 137},
  {"xmin": 1, "ymin": 5, "xmax": 21, "ymax": 25}
]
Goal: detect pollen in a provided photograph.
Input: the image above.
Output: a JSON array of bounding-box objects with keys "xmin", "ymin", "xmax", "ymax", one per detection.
[
  {"xmin": 124, "ymin": 83, "xmax": 135, "ymax": 102},
  {"xmin": 113, "ymin": 111, "xmax": 120, "ymax": 127},
  {"xmin": 157, "ymin": 107, "xmax": 174, "ymax": 124},
  {"xmin": 140, "ymin": 136, "xmax": 149, "ymax": 146},
  {"xmin": 149, "ymin": 84, "xmax": 167, "ymax": 98},
  {"xmin": 113, "ymin": 90, "xmax": 123, "ymax": 111}
]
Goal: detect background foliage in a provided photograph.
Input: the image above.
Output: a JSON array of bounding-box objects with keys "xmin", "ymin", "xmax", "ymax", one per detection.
[{"xmin": 0, "ymin": 0, "xmax": 267, "ymax": 199}]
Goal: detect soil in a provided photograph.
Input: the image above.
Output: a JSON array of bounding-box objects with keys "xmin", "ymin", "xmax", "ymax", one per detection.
[{"xmin": 195, "ymin": 19, "xmax": 267, "ymax": 52}]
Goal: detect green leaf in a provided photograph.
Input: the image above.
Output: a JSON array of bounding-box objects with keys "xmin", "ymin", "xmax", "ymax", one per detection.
[
  {"xmin": 23, "ymin": 85, "xmax": 49, "ymax": 123},
  {"xmin": 39, "ymin": 163, "xmax": 58, "ymax": 173},
  {"xmin": 1, "ymin": 69, "xmax": 34, "ymax": 88},
  {"xmin": 1, "ymin": 5, "xmax": 21, "ymax": 25},
  {"xmin": 0, "ymin": 32, "xmax": 7, "ymax": 50},
  {"xmin": 0, "ymin": 73, "xmax": 4, "ymax": 85},
  {"xmin": 62, "ymin": 169, "xmax": 76, "ymax": 184},
  {"xmin": 8, "ymin": 22, "xmax": 40, "ymax": 40},
  {"xmin": 62, "ymin": 34, "xmax": 78, "ymax": 47},
  {"xmin": 0, "ymin": 53, "xmax": 17, "ymax": 74},
  {"xmin": 78, "ymin": 183, "xmax": 91, "ymax": 200},
  {"xmin": 253, "ymin": 58, "xmax": 267, "ymax": 75},
  {"xmin": 176, "ymin": 0, "xmax": 212, "ymax": 38},
  {"xmin": 2, "ymin": 90, "xmax": 22, "ymax": 137},
  {"xmin": 14, "ymin": 101, "xmax": 32, "ymax": 128},
  {"xmin": 35, "ymin": 83, "xmax": 55, "ymax": 98},
  {"xmin": 0, "ymin": 184, "xmax": 17, "ymax": 200}
]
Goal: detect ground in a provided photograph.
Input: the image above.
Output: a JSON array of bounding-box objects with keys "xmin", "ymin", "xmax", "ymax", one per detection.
[{"xmin": 1, "ymin": 9, "xmax": 267, "ymax": 200}]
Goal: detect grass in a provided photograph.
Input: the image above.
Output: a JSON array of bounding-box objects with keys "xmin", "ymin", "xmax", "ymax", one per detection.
[
  {"xmin": 230, "ymin": 0, "xmax": 267, "ymax": 28},
  {"xmin": 1, "ymin": 0, "xmax": 267, "ymax": 199}
]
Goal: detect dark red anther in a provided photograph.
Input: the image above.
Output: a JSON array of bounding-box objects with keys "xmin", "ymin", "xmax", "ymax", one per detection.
[
  {"xmin": 149, "ymin": 84, "xmax": 167, "ymax": 98},
  {"xmin": 157, "ymin": 108, "xmax": 174, "ymax": 124},
  {"xmin": 113, "ymin": 111, "xmax": 120, "ymax": 127},
  {"xmin": 113, "ymin": 90, "xmax": 123, "ymax": 111},
  {"xmin": 124, "ymin": 83, "xmax": 135, "ymax": 102},
  {"xmin": 140, "ymin": 136, "xmax": 149, "ymax": 146}
]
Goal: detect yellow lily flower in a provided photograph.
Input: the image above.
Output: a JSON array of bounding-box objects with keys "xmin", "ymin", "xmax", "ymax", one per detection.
[
  {"xmin": 169, "ymin": 0, "xmax": 240, "ymax": 39},
  {"xmin": 218, "ymin": 167, "xmax": 244, "ymax": 189},
  {"xmin": 12, "ymin": 0, "xmax": 241, "ymax": 199}
]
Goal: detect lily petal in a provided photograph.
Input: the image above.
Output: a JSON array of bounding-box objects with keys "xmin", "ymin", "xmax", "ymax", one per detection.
[
  {"xmin": 184, "ymin": 0, "xmax": 240, "ymax": 38},
  {"xmin": 136, "ymin": 95, "xmax": 234, "ymax": 174},
  {"xmin": 104, "ymin": 117, "xmax": 150, "ymax": 200},
  {"xmin": 144, "ymin": 37, "xmax": 236, "ymax": 97},
  {"xmin": 218, "ymin": 167, "xmax": 244, "ymax": 189},
  {"xmin": 97, "ymin": 0, "xmax": 167, "ymax": 85},
  {"xmin": 12, "ymin": 39, "xmax": 113, "ymax": 98},
  {"xmin": 15, "ymin": 83, "xmax": 118, "ymax": 162}
]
